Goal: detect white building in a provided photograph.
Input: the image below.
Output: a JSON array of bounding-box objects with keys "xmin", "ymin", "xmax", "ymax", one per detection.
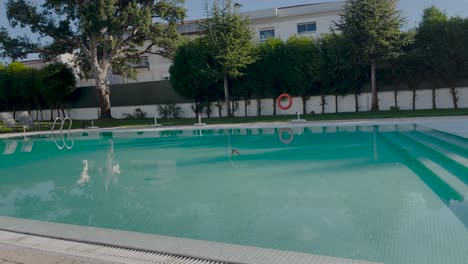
[{"xmin": 71, "ymin": 1, "xmax": 345, "ymax": 87}]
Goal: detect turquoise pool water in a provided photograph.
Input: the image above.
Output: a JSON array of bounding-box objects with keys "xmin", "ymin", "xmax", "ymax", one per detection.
[{"xmin": 0, "ymin": 125, "xmax": 467, "ymax": 264}]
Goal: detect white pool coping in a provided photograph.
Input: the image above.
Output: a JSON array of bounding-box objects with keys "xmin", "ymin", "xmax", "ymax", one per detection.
[
  {"xmin": 0, "ymin": 216, "xmax": 381, "ymax": 264},
  {"xmin": 1, "ymin": 115, "xmax": 468, "ymax": 140}
]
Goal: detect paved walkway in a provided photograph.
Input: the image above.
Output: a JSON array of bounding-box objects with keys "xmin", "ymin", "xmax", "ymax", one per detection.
[{"xmin": 0, "ymin": 243, "xmax": 111, "ymax": 264}]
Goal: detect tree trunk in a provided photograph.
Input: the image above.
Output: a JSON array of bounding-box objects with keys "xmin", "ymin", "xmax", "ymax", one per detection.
[
  {"xmin": 431, "ymin": 80, "xmax": 436, "ymax": 110},
  {"xmin": 321, "ymin": 93, "xmax": 326, "ymax": 114},
  {"xmin": 354, "ymin": 90, "xmax": 359, "ymax": 112},
  {"xmin": 257, "ymin": 98, "xmax": 262, "ymax": 116},
  {"xmin": 231, "ymin": 99, "xmax": 235, "ymax": 117},
  {"xmin": 50, "ymin": 106, "xmax": 54, "ymax": 121},
  {"xmin": 35, "ymin": 107, "xmax": 39, "ymax": 121},
  {"xmin": 61, "ymin": 103, "xmax": 66, "ymax": 118},
  {"xmin": 97, "ymin": 85, "xmax": 112, "ymax": 119},
  {"xmin": 244, "ymin": 98, "xmax": 248, "ymax": 117},
  {"xmin": 206, "ymin": 104, "xmax": 211, "ymax": 118},
  {"xmin": 216, "ymin": 98, "xmax": 222, "ymax": 117},
  {"xmin": 394, "ymin": 81, "xmax": 400, "ymax": 110},
  {"xmin": 450, "ymin": 86, "xmax": 458, "ymax": 109},
  {"xmin": 335, "ymin": 95, "xmax": 338, "ymax": 113},
  {"xmin": 272, "ymin": 98, "xmax": 277, "ymax": 116},
  {"xmin": 224, "ymin": 76, "xmax": 231, "ymax": 117},
  {"xmin": 194, "ymin": 102, "xmax": 199, "ymax": 119},
  {"xmin": 56, "ymin": 104, "xmax": 60, "ymax": 118},
  {"xmin": 411, "ymin": 83, "xmax": 416, "ymax": 111},
  {"xmin": 302, "ymin": 96, "xmax": 307, "ymax": 115},
  {"xmin": 370, "ymin": 60, "xmax": 379, "ymax": 111}
]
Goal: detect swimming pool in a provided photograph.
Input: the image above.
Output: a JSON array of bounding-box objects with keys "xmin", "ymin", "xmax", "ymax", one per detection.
[{"xmin": 0, "ymin": 124, "xmax": 467, "ymax": 264}]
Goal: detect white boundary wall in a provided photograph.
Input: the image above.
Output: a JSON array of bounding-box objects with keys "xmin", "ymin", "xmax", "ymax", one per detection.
[{"xmin": 26, "ymin": 87, "xmax": 468, "ymax": 120}]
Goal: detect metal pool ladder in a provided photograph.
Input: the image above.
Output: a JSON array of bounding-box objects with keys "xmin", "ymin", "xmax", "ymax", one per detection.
[{"xmin": 51, "ymin": 117, "xmax": 74, "ymax": 150}]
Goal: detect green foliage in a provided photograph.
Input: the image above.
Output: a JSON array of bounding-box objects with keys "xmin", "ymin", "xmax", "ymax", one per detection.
[
  {"xmin": 336, "ymin": 0, "xmax": 404, "ymax": 63},
  {"xmin": 282, "ymin": 36, "xmax": 321, "ymax": 96},
  {"xmin": 246, "ymin": 38, "xmax": 285, "ymax": 99},
  {"xmin": 0, "ymin": 0, "xmax": 185, "ymax": 118},
  {"xmin": 123, "ymin": 108, "xmax": 148, "ymax": 119},
  {"xmin": 335, "ymin": 0, "xmax": 404, "ymax": 111},
  {"xmin": 201, "ymin": 0, "xmax": 257, "ymax": 78},
  {"xmin": 200, "ymin": 0, "xmax": 257, "ymax": 116},
  {"xmin": 41, "ymin": 63, "xmax": 77, "ymax": 108},
  {"xmin": 169, "ymin": 39, "xmax": 220, "ymax": 104},
  {"xmin": 0, "ymin": 61, "xmax": 75, "ymax": 114},
  {"xmin": 157, "ymin": 103, "xmax": 183, "ymax": 119}
]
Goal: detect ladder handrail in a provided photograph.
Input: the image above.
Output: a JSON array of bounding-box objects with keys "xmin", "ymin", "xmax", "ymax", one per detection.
[
  {"xmin": 51, "ymin": 117, "xmax": 74, "ymax": 150},
  {"xmin": 51, "ymin": 117, "xmax": 62, "ymax": 134},
  {"xmin": 62, "ymin": 117, "xmax": 74, "ymax": 150},
  {"xmin": 60, "ymin": 117, "xmax": 73, "ymax": 134}
]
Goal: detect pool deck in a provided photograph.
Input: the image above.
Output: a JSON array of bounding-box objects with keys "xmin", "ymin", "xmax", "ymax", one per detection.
[
  {"xmin": 0, "ymin": 242, "xmax": 112, "ymax": 264},
  {"xmin": 0, "ymin": 115, "xmax": 467, "ymax": 264}
]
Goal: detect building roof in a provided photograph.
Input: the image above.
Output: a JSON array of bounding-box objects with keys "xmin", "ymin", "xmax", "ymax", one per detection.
[
  {"xmin": 177, "ymin": 1, "xmax": 344, "ymax": 35},
  {"xmin": 243, "ymin": 1, "xmax": 345, "ymax": 20}
]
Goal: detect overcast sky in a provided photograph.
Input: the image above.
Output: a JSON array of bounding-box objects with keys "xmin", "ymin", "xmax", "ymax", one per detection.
[{"xmin": 2, "ymin": 0, "xmax": 468, "ymax": 34}]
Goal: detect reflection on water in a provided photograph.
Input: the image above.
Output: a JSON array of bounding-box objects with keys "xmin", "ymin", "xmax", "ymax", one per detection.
[{"xmin": 0, "ymin": 125, "xmax": 467, "ymax": 264}]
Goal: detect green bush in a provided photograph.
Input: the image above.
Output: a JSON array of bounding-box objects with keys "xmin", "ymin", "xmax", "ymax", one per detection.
[
  {"xmin": 157, "ymin": 103, "xmax": 183, "ymax": 119},
  {"xmin": 123, "ymin": 108, "xmax": 147, "ymax": 119}
]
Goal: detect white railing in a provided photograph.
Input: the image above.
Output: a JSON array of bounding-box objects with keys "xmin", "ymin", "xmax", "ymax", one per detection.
[{"xmin": 51, "ymin": 117, "xmax": 74, "ymax": 150}]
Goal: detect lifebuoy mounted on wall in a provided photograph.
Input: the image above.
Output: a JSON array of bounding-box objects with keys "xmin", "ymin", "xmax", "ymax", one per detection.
[{"xmin": 277, "ymin": 93, "xmax": 293, "ymax": 110}]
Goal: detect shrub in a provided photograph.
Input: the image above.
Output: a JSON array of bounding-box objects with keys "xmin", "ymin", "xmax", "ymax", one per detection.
[
  {"xmin": 390, "ymin": 106, "xmax": 400, "ymax": 111},
  {"xmin": 123, "ymin": 108, "xmax": 147, "ymax": 119},
  {"xmin": 157, "ymin": 103, "xmax": 183, "ymax": 119}
]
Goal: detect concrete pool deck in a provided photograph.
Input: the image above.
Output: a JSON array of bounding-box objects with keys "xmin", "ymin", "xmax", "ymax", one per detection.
[{"xmin": 0, "ymin": 115, "xmax": 467, "ymax": 263}]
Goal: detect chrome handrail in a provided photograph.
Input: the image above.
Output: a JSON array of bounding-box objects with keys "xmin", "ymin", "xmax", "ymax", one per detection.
[
  {"xmin": 62, "ymin": 117, "xmax": 74, "ymax": 150},
  {"xmin": 51, "ymin": 117, "xmax": 74, "ymax": 150}
]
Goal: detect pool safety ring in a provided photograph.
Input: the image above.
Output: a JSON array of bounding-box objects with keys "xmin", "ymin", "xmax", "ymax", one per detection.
[
  {"xmin": 279, "ymin": 128, "xmax": 294, "ymax": 144},
  {"xmin": 277, "ymin": 93, "xmax": 293, "ymax": 110}
]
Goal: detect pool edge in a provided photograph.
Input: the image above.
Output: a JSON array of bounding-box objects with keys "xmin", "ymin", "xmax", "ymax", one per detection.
[{"xmin": 0, "ymin": 216, "xmax": 381, "ymax": 264}]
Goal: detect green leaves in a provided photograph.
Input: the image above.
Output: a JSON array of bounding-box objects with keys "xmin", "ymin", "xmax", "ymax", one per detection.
[
  {"xmin": 336, "ymin": 0, "xmax": 404, "ymax": 62},
  {"xmin": 0, "ymin": 62, "xmax": 76, "ymax": 112},
  {"xmin": 200, "ymin": 0, "xmax": 256, "ymax": 78},
  {"xmin": 41, "ymin": 63, "xmax": 77, "ymax": 106},
  {"xmin": 169, "ymin": 38, "xmax": 220, "ymax": 103}
]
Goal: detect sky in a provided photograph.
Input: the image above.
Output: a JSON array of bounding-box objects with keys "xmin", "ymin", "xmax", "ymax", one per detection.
[
  {"xmin": 183, "ymin": 0, "xmax": 468, "ymax": 28},
  {"xmin": 1, "ymin": 0, "xmax": 468, "ymax": 60}
]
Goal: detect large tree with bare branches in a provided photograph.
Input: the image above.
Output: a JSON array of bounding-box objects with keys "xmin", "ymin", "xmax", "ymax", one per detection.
[{"xmin": 0, "ymin": 0, "xmax": 185, "ymax": 118}]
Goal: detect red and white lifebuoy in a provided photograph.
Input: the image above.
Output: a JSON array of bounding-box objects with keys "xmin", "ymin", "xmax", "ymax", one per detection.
[
  {"xmin": 278, "ymin": 128, "xmax": 294, "ymax": 145},
  {"xmin": 277, "ymin": 93, "xmax": 293, "ymax": 111}
]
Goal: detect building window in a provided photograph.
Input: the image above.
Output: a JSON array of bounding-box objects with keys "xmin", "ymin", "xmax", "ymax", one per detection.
[
  {"xmin": 131, "ymin": 56, "xmax": 150, "ymax": 69},
  {"xmin": 259, "ymin": 28, "xmax": 275, "ymax": 42},
  {"xmin": 297, "ymin": 22, "xmax": 317, "ymax": 34}
]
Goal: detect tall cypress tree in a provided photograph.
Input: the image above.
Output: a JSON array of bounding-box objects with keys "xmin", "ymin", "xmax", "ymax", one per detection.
[
  {"xmin": 200, "ymin": 0, "xmax": 257, "ymax": 117},
  {"xmin": 335, "ymin": 0, "xmax": 404, "ymax": 111}
]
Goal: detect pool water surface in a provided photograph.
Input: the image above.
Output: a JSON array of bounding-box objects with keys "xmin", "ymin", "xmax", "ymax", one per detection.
[{"xmin": 0, "ymin": 125, "xmax": 467, "ymax": 264}]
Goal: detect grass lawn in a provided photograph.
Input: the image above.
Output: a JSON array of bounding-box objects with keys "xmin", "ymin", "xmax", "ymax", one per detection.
[{"xmin": 1, "ymin": 108, "xmax": 468, "ymax": 134}]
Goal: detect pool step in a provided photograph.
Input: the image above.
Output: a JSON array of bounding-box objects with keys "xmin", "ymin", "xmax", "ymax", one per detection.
[
  {"xmin": 410, "ymin": 130, "xmax": 468, "ymax": 159},
  {"xmin": 417, "ymin": 157, "xmax": 468, "ymax": 197},
  {"xmin": 418, "ymin": 129, "xmax": 468, "ymax": 149},
  {"xmin": 394, "ymin": 132, "xmax": 468, "ymax": 186},
  {"xmin": 378, "ymin": 132, "xmax": 464, "ymax": 202}
]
